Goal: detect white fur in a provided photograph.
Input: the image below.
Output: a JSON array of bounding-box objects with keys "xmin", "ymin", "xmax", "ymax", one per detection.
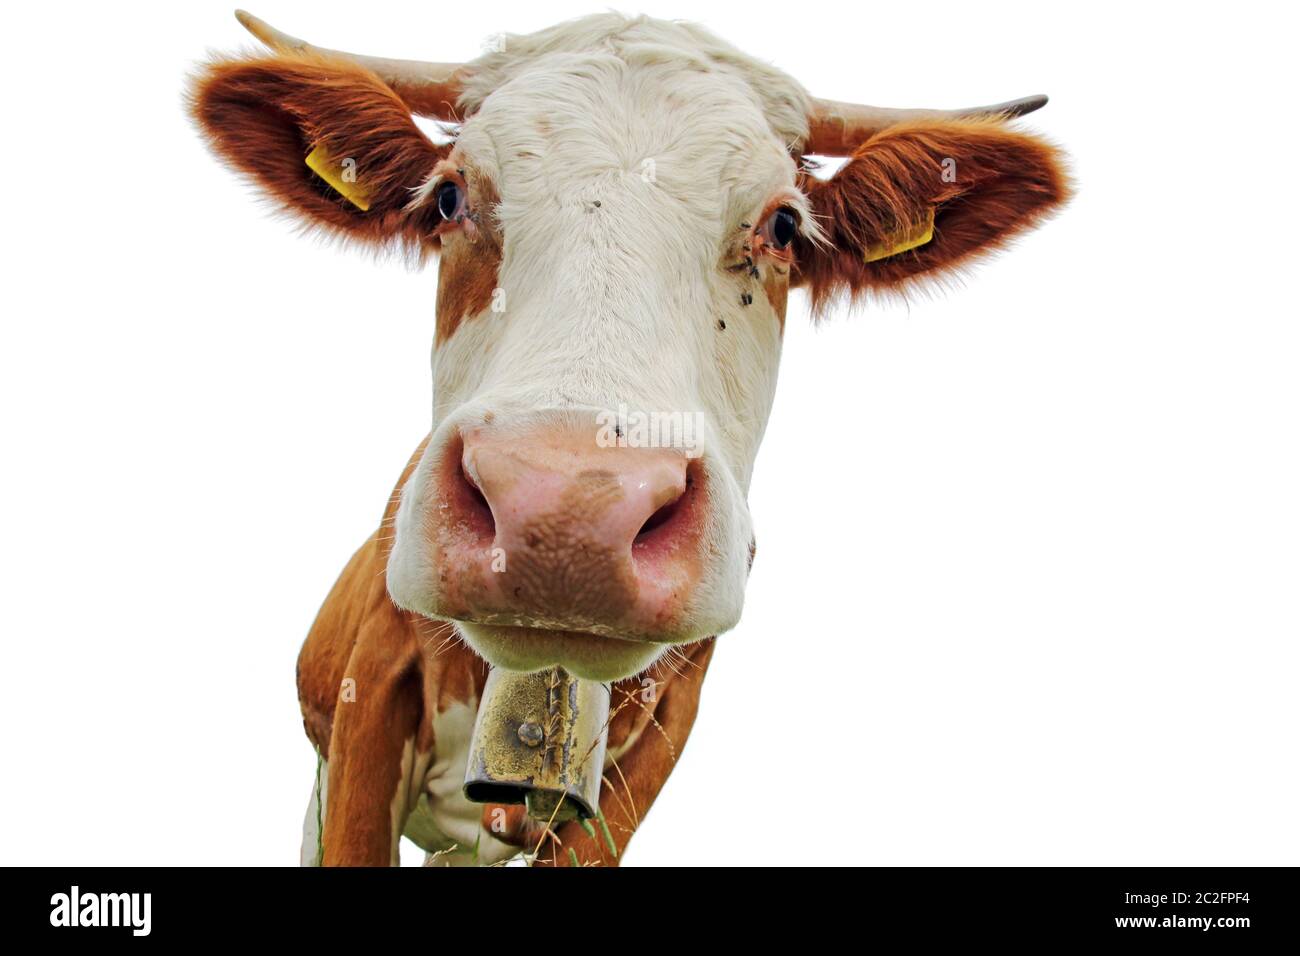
[
  {"xmin": 388, "ymin": 15, "xmax": 816, "ymax": 673},
  {"xmin": 300, "ymin": 754, "xmax": 327, "ymax": 867},
  {"xmin": 404, "ymin": 699, "xmax": 520, "ymax": 866}
]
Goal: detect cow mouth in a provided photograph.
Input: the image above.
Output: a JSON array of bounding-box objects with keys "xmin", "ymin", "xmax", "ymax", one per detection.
[{"xmin": 455, "ymin": 621, "xmax": 667, "ymax": 681}]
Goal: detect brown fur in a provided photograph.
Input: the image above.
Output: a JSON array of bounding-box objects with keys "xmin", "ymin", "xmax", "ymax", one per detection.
[
  {"xmin": 298, "ymin": 437, "xmax": 428, "ymax": 757},
  {"xmin": 298, "ymin": 438, "xmax": 715, "ymax": 865},
  {"xmin": 794, "ymin": 117, "xmax": 1070, "ymax": 312},
  {"xmin": 436, "ymin": 231, "xmax": 501, "ymax": 345},
  {"xmin": 187, "ymin": 52, "xmax": 450, "ymax": 259},
  {"xmin": 762, "ymin": 266, "xmax": 790, "ymax": 324}
]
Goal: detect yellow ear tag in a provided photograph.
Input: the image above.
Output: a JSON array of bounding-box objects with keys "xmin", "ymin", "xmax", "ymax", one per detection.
[
  {"xmin": 305, "ymin": 145, "xmax": 372, "ymax": 211},
  {"xmin": 863, "ymin": 207, "xmax": 936, "ymax": 263}
]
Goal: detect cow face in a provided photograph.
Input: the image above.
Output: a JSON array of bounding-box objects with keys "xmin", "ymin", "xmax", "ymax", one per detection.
[{"xmin": 191, "ymin": 13, "xmax": 1069, "ymax": 679}]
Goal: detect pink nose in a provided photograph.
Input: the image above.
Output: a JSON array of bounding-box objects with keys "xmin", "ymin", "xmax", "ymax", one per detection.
[{"xmin": 426, "ymin": 425, "xmax": 703, "ymax": 638}]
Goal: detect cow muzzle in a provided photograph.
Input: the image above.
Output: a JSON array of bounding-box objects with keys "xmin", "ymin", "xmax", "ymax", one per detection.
[{"xmin": 403, "ymin": 419, "xmax": 709, "ymax": 679}]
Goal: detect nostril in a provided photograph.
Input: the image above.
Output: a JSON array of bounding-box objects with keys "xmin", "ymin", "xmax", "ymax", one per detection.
[
  {"xmin": 636, "ymin": 495, "xmax": 682, "ymax": 541},
  {"xmin": 633, "ymin": 463, "xmax": 696, "ymax": 549},
  {"xmin": 460, "ymin": 459, "xmax": 496, "ymax": 535},
  {"xmin": 442, "ymin": 435, "xmax": 495, "ymax": 541}
]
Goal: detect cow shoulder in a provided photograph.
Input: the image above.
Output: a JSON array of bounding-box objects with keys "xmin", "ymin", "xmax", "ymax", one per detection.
[{"xmin": 297, "ymin": 438, "xmax": 434, "ymax": 757}]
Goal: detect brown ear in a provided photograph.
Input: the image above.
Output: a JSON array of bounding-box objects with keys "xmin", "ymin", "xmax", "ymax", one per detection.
[
  {"xmin": 187, "ymin": 51, "xmax": 449, "ymax": 258},
  {"xmin": 794, "ymin": 117, "xmax": 1070, "ymax": 310}
]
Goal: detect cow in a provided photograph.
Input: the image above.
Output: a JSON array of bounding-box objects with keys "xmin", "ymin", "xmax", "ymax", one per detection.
[{"xmin": 189, "ymin": 10, "xmax": 1069, "ymax": 866}]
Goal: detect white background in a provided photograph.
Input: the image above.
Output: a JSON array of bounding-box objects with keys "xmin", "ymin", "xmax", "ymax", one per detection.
[{"xmin": 1, "ymin": 1, "xmax": 1296, "ymax": 866}]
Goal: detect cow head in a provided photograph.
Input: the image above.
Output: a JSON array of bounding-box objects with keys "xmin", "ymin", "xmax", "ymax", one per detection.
[{"xmin": 190, "ymin": 12, "xmax": 1069, "ymax": 679}]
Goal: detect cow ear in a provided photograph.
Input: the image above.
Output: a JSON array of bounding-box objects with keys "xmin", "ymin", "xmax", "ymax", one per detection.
[
  {"xmin": 188, "ymin": 52, "xmax": 449, "ymax": 258},
  {"xmin": 793, "ymin": 118, "xmax": 1070, "ymax": 309}
]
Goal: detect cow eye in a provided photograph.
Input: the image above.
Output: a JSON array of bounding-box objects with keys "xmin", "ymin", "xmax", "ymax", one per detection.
[
  {"xmin": 759, "ymin": 206, "xmax": 799, "ymax": 250},
  {"xmin": 436, "ymin": 181, "xmax": 466, "ymax": 222}
]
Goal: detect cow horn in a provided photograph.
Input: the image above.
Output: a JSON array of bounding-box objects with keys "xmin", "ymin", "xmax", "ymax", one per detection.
[
  {"xmin": 804, "ymin": 94, "xmax": 1049, "ymax": 155},
  {"xmin": 234, "ymin": 9, "xmax": 467, "ymax": 120}
]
